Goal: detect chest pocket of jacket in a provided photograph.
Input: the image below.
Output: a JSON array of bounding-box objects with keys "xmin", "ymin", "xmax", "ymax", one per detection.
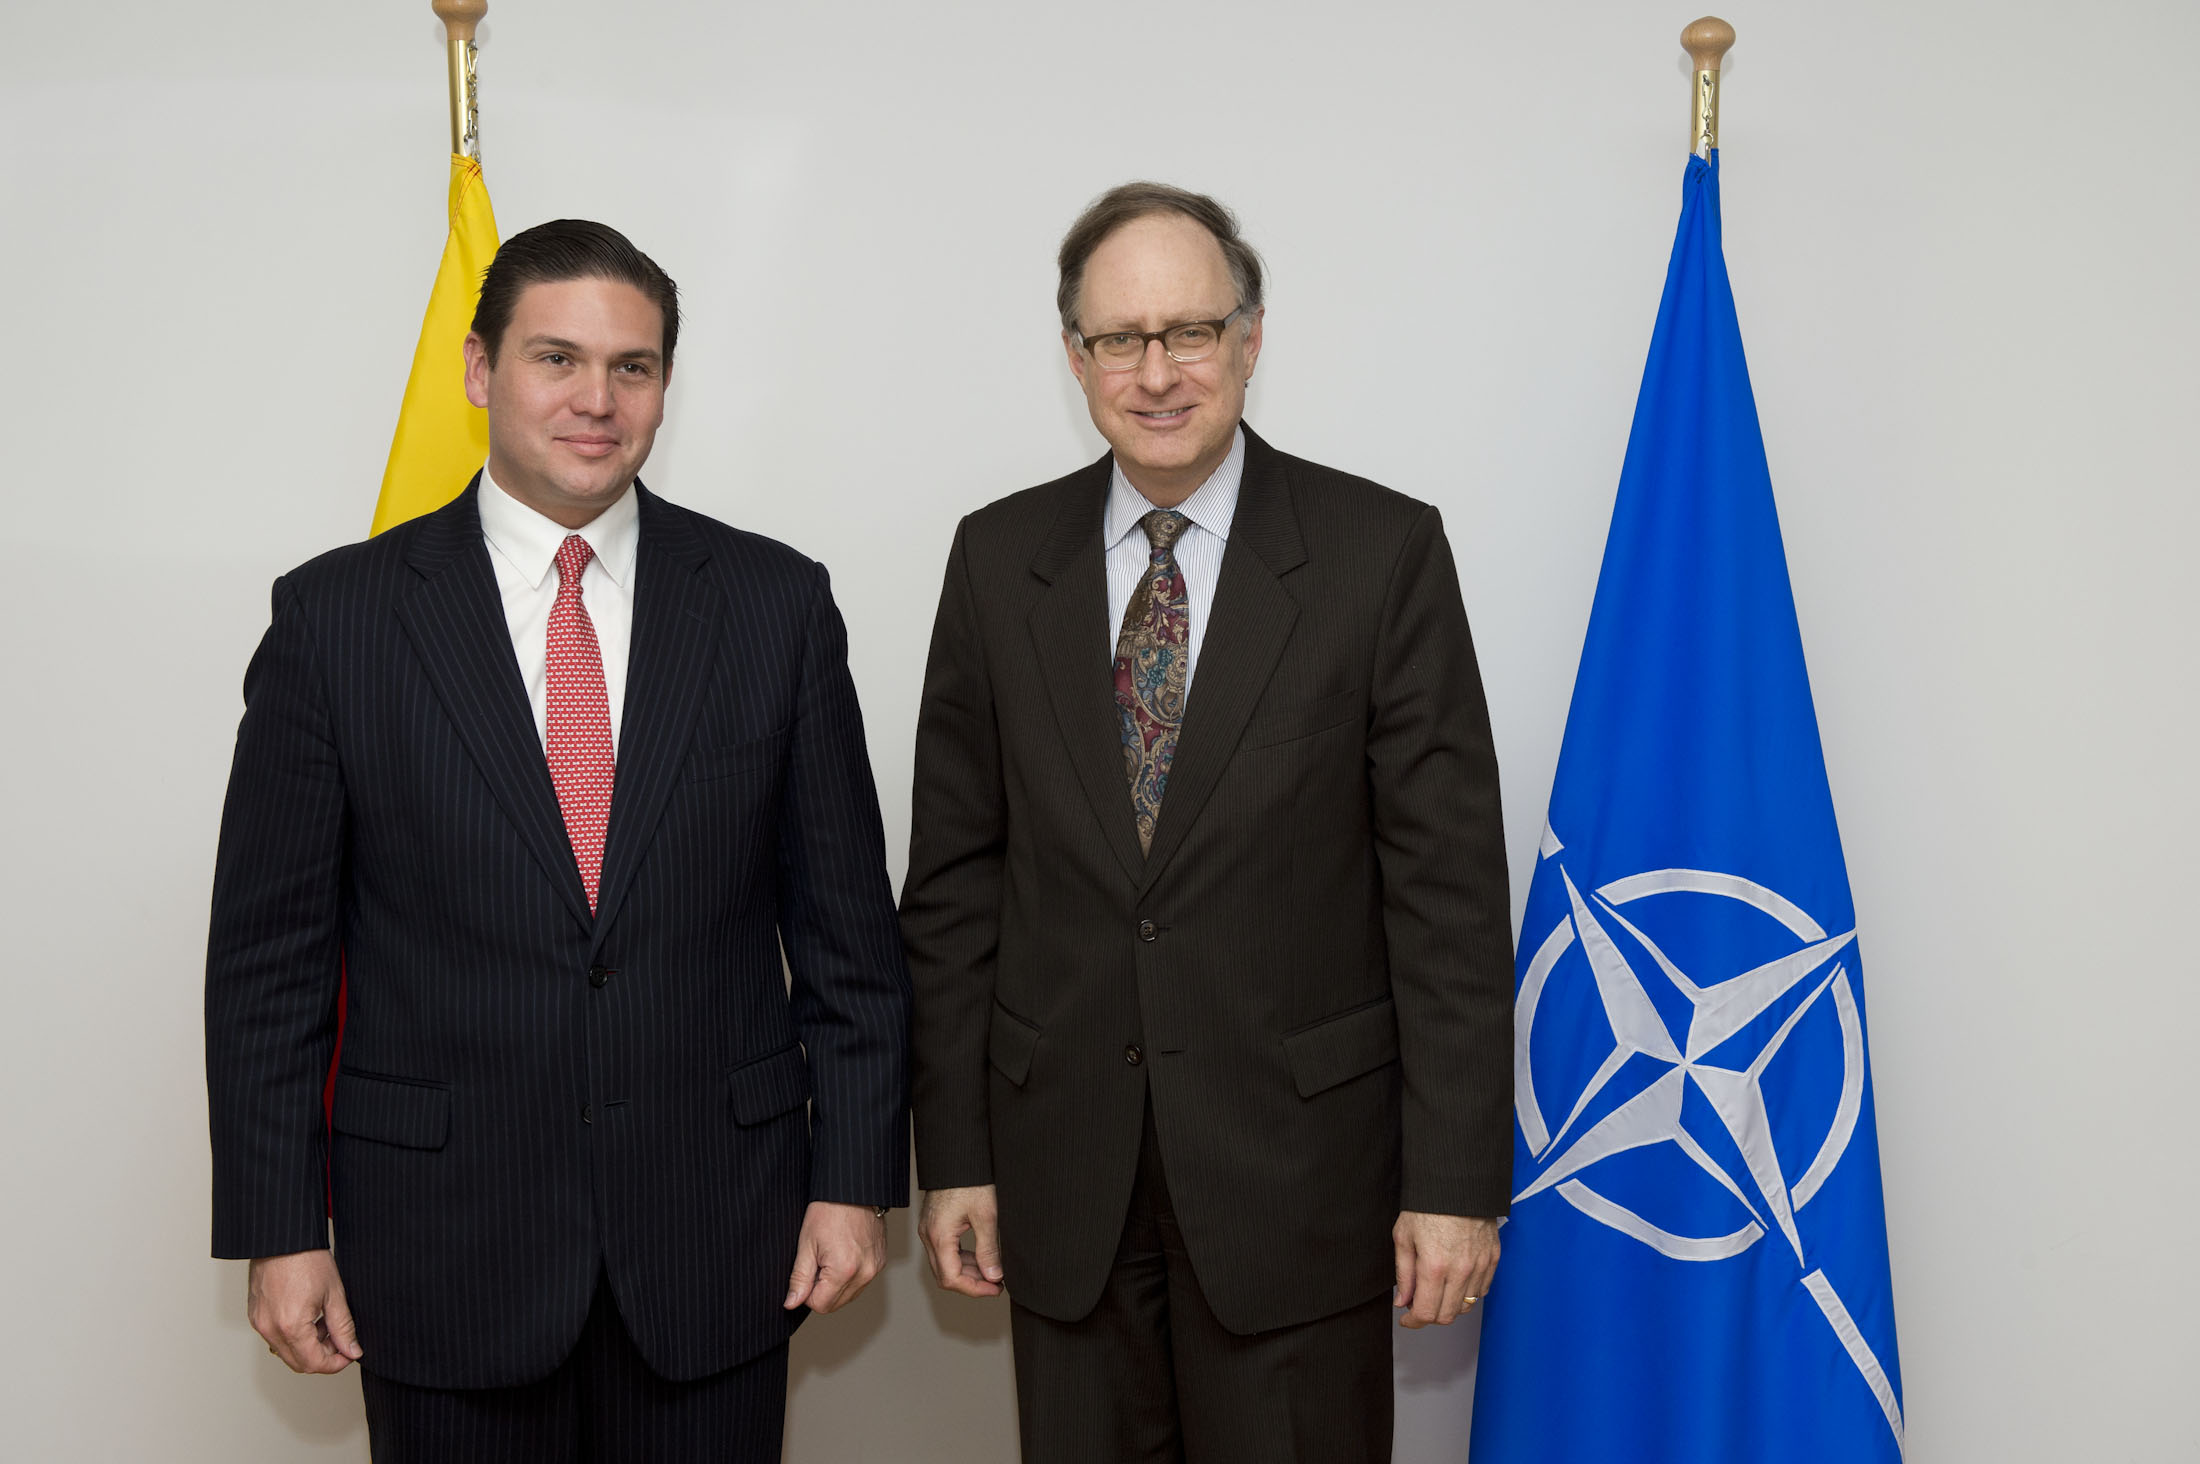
[
  {"xmin": 687, "ymin": 728, "xmax": 789, "ymax": 784},
  {"xmin": 1241, "ymin": 688, "xmax": 1361, "ymax": 751}
]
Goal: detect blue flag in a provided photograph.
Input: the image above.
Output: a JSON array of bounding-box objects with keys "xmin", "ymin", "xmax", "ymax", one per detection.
[{"xmin": 1468, "ymin": 151, "xmax": 1905, "ymax": 1463}]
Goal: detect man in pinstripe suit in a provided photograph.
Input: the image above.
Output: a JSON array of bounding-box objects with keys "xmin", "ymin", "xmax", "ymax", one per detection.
[
  {"xmin": 206, "ymin": 219, "xmax": 911, "ymax": 1462},
  {"xmin": 903, "ymin": 184, "xmax": 1515, "ymax": 1461}
]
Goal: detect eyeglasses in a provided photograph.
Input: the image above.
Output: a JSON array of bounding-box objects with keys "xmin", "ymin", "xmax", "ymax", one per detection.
[{"xmin": 1074, "ymin": 305, "xmax": 1248, "ymax": 371}]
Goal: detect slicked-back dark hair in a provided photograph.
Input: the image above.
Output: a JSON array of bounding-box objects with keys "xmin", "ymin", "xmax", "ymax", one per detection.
[
  {"xmin": 1056, "ymin": 181, "xmax": 1265, "ymax": 335},
  {"xmin": 471, "ymin": 218, "xmax": 682, "ymax": 370}
]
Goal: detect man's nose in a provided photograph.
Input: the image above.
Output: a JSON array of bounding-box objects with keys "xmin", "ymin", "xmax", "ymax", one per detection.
[
  {"xmin": 571, "ymin": 368, "xmax": 615, "ymax": 418},
  {"xmin": 1134, "ymin": 338, "xmax": 1181, "ymax": 394}
]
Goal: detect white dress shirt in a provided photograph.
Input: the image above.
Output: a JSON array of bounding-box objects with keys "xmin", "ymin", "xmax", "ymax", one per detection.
[
  {"xmin": 1104, "ymin": 426, "xmax": 1244, "ymax": 698},
  {"xmin": 478, "ymin": 466, "xmax": 639, "ymax": 755}
]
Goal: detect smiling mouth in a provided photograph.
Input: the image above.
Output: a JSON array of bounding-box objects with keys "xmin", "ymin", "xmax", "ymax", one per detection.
[{"xmin": 1132, "ymin": 407, "xmax": 1192, "ymax": 420}]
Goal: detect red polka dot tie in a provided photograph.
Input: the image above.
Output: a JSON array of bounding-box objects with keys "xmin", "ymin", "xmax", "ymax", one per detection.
[{"xmin": 547, "ymin": 534, "xmax": 615, "ymax": 913}]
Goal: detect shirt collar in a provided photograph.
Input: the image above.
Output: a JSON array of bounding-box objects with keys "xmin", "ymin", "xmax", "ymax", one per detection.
[
  {"xmin": 477, "ymin": 464, "xmax": 641, "ymax": 591},
  {"xmin": 1104, "ymin": 426, "xmax": 1245, "ymax": 551}
]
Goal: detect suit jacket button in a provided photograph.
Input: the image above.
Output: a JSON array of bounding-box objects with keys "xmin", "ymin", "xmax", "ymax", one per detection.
[
  {"xmin": 589, "ymin": 965, "xmax": 614, "ymax": 988},
  {"xmin": 1138, "ymin": 919, "xmax": 1157, "ymax": 942},
  {"xmin": 581, "ymin": 1103, "xmax": 593, "ymax": 1124},
  {"xmin": 1124, "ymin": 1045, "xmax": 1143, "ymax": 1066}
]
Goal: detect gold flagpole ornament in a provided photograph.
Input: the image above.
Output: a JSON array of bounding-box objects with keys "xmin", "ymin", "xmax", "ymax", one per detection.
[
  {"xmin": 434, "ymin": 0, "xmax": 488, "ymax": 159},
  {"xmin": 1683, "ymin": 16, "xmax": 1735, "ymax": 156},
  {"xmin": 371, "ymin": 0, "xmax": 501, "ymax": 534}
]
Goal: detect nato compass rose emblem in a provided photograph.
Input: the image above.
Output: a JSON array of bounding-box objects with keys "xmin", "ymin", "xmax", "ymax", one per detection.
[{"xmin": 1513, "ymin": 827, "xmax": 1905, "ymax": 1448}]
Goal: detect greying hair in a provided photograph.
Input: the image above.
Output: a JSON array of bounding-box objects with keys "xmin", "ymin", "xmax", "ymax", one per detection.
[{"xmin": 1056, "ymin": 181, "xmax": 1265, "ymax": 336}]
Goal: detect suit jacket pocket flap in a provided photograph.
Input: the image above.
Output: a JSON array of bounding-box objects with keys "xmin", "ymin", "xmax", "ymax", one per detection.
[
  {"xmin": 1241, "ymin": 688, "xmax": 1361, "ymax": 750},
  {"xmin": 1282, "ymin": 997, "xmax": 1400, "ymax": 1098},
  {"xmin": 688, "ymin": 728, "xmax": 790, "ymax": 783},
  {"xmin": 331, "ymin": 1071, "xmax": 451, "ymax": 1150},
  {"xmin": 729, "ymin": 1044, "xmax": 811, "ymax": 1124},
  {"xmin": 988, "ymin": 1003, "xmax": 1041, "ymax": 1087}
]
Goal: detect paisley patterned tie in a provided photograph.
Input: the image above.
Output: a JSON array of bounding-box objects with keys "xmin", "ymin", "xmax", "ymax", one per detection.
[{"xmin": 1113, "ymin": 509, "xmax": 1192, "ymax": 854}]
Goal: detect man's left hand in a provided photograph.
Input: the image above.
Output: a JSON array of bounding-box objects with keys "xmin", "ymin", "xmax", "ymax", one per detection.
[
  {"xmin": 1393, "ymin": 1211, "xmax": 1500, "ymax": 1329},
  {"xmin": 784, "ymin": 1202, "xmax": 888, "ymax": 1314}
]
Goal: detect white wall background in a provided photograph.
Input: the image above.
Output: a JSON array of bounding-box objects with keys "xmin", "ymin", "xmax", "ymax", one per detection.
[{"xmin": 3, "ymin": 0, "xmax": 2194, "ymax": 1458}]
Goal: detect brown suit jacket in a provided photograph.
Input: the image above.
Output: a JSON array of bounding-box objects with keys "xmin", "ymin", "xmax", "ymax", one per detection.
[{"xmin": 902, "ymin": 426, "xmax": 1512, "ymax": 1334}]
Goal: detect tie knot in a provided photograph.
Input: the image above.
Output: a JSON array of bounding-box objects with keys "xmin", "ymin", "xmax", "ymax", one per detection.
[
  {"xmin": 1140, "ymin": 510, "xmax": 1190, "ymax": 555},
  {"xmin": 555, "ymin": 534, "xmax": 596, "ymax": 587}
]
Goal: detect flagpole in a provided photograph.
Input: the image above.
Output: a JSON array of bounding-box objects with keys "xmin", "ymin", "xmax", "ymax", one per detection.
[
  {"xmin": 1682, "ymin": 16, "xmax": 1735, "ymax": 156},
  {"xmin": 434, "ymin": 0, "xmax": 488, "ymax": 159}
]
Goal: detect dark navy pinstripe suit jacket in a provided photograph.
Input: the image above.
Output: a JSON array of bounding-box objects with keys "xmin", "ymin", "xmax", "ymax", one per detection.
[{"xmin": 205, "ymin": 480, "xmax": 910, "ymax": 1390}]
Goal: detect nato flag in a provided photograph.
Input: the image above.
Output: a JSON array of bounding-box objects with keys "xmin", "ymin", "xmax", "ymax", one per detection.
[{"xmin": 1468, "ymin": 151, "xmax": 1905, "ymax": 1462}]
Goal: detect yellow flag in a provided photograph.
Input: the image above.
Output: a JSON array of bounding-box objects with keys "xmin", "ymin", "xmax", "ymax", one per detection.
[{"xmin": 371, "ymin": 155, "xmax": 500, "ymax": 535}]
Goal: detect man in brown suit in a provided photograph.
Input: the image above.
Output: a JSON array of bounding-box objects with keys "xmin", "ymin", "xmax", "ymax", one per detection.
[{"xmin": 901, "ymin": 182, "xmax": 1514, "ymax": 1462}]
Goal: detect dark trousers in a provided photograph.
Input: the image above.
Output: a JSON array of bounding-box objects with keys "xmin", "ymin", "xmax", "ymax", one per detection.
[
  {"xmin": 1010, "ymin": 1100, "xmax": 1394, "ymax": 1464},
  {"xmin": 359, "ymin": 1275, "xmax": 788, "ymax": 1464}
]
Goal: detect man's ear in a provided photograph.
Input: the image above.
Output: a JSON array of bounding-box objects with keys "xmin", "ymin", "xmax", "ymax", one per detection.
[
  {"xmin": 1240, "ymin": 308, "xmax": 1265, "ymax": 384},
  {"xmin": 462, "ymin": 332, "xmax": 492, "ymax": 409},
  {"xmin": 1062, "ymin": 330, "xmax": 1088, "ymax": 389}
]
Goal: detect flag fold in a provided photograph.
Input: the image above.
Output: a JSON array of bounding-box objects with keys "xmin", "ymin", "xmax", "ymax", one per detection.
[{"xmin": 372, "ymin": 153, "xmax": 499, "ymax": 535}]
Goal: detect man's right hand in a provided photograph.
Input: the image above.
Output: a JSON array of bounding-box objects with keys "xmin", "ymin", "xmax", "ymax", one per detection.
[
  {"xmin": 247, "ymin": 1250, "xmax": 363, "ymax": 1374},
  {"xmin": 919, "ymin": 1185, "xmax": 1005, "ymax": 1297}
]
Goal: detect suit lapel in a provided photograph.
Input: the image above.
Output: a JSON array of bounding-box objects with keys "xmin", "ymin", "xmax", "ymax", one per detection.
[
  {"xmin": 589, "ymin": 486, "xmax": 718, "ymax": 950},
  {"xmin": 396, "ymin": 480, "xmax": 596, "ymax": 932},
  {"xmin": 1138, "ymin": 427, "xmax": 1307, "ymax": 894},
  {"xmin": 1028, "ymin": 457, "xmax": 1147, "ymax": 887}
]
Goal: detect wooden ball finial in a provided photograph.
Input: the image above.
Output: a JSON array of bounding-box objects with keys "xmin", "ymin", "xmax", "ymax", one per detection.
[
  {"xmin": 1682, "ymin": 16, "xmax": 1735, "ymax": 155},
  {"xmin": 1682, "ymin": 16, "xmax": 1736, "ymax": 72},
  {"xmin": 434, "ymin": 0, "xmax": 489, "ymax": 42}
]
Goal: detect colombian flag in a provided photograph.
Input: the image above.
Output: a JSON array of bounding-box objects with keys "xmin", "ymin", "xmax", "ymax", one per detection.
[{"xmin": 372, "ymin": 153, "xmax": 500, "ymax": 534}]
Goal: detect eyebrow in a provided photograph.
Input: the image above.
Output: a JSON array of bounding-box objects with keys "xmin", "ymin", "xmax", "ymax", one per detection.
[
  {"xmin": 522, "ymin": 335, "xmax": 663, "ymax": 364},
  {"xmin": 1085, "ymin": 312, "xmax": 1232, "ymax": 334}
]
